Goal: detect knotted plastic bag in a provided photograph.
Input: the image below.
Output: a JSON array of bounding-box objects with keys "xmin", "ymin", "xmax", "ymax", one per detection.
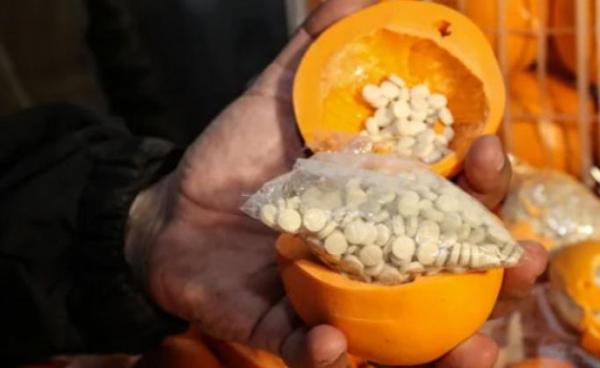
[{"xmin": 242, "ymin": 152, "xmax": 522, "ymax": 284}]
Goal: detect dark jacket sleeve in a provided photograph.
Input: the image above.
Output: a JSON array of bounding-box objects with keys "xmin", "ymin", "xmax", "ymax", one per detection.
[{"xmin": 0, "ymin": 104, "xmax": 186, "ymax": 363}]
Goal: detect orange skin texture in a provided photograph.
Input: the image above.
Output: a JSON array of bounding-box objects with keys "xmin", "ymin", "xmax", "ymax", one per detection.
[
  {"xmin": 552, "ymin": 0, "xmax": 597, "ymax": 81},
  {"xmin": 509, "ymin": 357, "xmax": 575, "ymax": 368},
  {"xmin": 293, "ymin": 0, "xmax": 505, "ymax": 178},
  {"xmin": 135, "ymin": 334, "xmax": 223, "ymax": 368},
  {"xmin": 551, "ymin": 241, "xmax": 600, "ymax": 357},
  {"xmin": 213, "ymin": 341, "xmax": 287, "ymax": 368},
  {"xmin": 277, "ymin": 234, "xmax": 504, "ymax": 366},
  {"xmin": 436, "ymin": 0, "xmax": 542, "ymax": 73},
  {"xmin": 508, "ymin": 72, "xmax": 594, "ymax": 176}
]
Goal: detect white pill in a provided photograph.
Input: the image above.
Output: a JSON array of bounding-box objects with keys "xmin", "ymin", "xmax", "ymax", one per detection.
[
  {"xmin": 362, "ymin": 222, "xmax": 378, "ymax": 245},
  {"xmin": 320, "ymin": 190, "xmax": 343, "ymax": 210},
  {"xmin": 458, "ymin": 224, "xmax": 472, "ymax": 240},
  {"xmin": 488, "ymin": 225, "xmax": 512, "ymax": 244},
  {"xmin": 276, "ymin": 198, "xmax": 286, "ymax": 210},
  {"xmin": 443, "ymin": 126, "xmax": 455, "ymax": 141},
  {"xmin": 392, "ymin": 236, "xmax": 416, "ymax": 262},
  {"xmin": 302, "ymin": 208, "xmax": 330, "ymax": 232},
  {"xmin": 391, "ymin": 215, "xmax": 406, "ymax": 236},
  {"xmin": 478, "ymin": 251, "xmax": 501, "ymax": 268},
  {"xmin": 406, "ymin": 216, "xmax": 419, "ymax": 237},
  {"xmin": 469, "ymin": 245, "xmax": 481, "ymax": 268},
  {"xmin": 468, "ymin": 227, "xmax": 486, "ymax": 244},
  {"xmin": 388, "ymin": 74, "xmax": 406, "ymax": 87},
  {"xmin": 277, "ymin": 209, "xmax": 302, "ymax": 233},
  {"xmin": 414, "ymin": 141, "xmax": 434, "ymax": 159},
  {"xmin": 285, "ymin": 196, "xmax": 301, "ymax": 210},
  {"xmin": 411, "ymin": 84, "xmax": 430, "ymax": 99},
  {"xmin": 422, "ymin": 207, "xmax": 444, "ymax": 222},
  {"xmin": 375, "ymin": 224, "xmax": 392, "ymax": 246},
  {"xmin": 337, "ymin": 209, "xmax": 354, "ymax": 225},
  {"xmin": 507, "ymin": 246, "xmax": 524, "ymax": 264},
  {"xmin": 392, "ymin": 100, "xmax": 411, "ymax": 119},
  {"xmin": 324, "ymin": 231, "xmax": 348, "ymax": 256},
  {"xmin": 397, "ymin": 191, "xmax": 420, "ymax": 216},
  {"xmin": 344, "ymin": 220, "xmax": 367, "ymax": 244},
  {"xmin": 417, "ymin": 129, "xmax": 435, "ymax": 144},
  {"xmin": 342, "ymin": 255, "xmax": 364, "ymax": 274},
  {"xmin": 447, "ymin": 243, "xmax": 462, "ymax": 266},
  {"xmin": 398, "ymin": 121, "xmax": 427, "ymax": 136},
  {"xmin": 463, "ymin": 205, "xmax": 483, "ymax": 226},
  {"xmin": 435, "ymin": 194, "xmax": 460, "ymax": 213},
  {"xmin": 347, "ymin": 245, "xmax": 359, "ymax": 254},
  {"xmin": 377, "ymin": 191, "xmax": 397, "ymax": 205},
  {"xmin": 362, "ymin": 84, "xmax": 384, "ymax": 107},
  {"xmin": 435, "ymin": 248, "xmax": 449, "ymax": 267},
  {"xmin": 419, "ymin": 188, "xmax": 438, "ymax": 201},
  {"xmin": 406, "ymin": 262, "xmax": 425, "ymax": 273},
  {"xmin": 417, "ymin": 241, "xmax": 439, "ymax": 266},
  {"xmin": 346, "ymin": 187, "xmax": 368, "ymax": 207},
  {"xmin": 440, "ymin": 213, "xmax": 462, "ymax": 233},
  {"xmin": 259, "ymin": 204, "xmax": 278, "ymax": 227},
  {"xmin": 410, "ymin": 110, "xmax": 428, "ymax": 124},
  {"xmin": 398, "ymin": 88, "xmax": 410, "ymax": 101},
  {"xmin": 428, "ymin": 93, "xmax": 448, "ymax": 109},
  {"xmin": 440, "ymin": 232, "xmax": 458, "ymax": 246},
  {"xmin": 378, "ymin": 265, "xmax": 404, "ymax": 284},
  {"xmin": 411, "ymin": 98, "xmax": 429, "ymax": 112},
  {"xmin": 439, "ymin": 107, "xmax": 454, "ymax": 125},
  {"xmin": 375, "ymin": 107, "xmax": 394, "ymax": 125},
  {"xmin": 416, "ymin": 220, "xmax": 440, "ymax": 244},
  {"xmin": 318, "ymin": 221, "xmax": 338, "ymax": 239},
  {"xmin": 359, "ymin": 244, "xmax": 384, "ymax": 267},
  {"xmin": 397, "ymin": 136, "xmax": 416, "ymax": 152},
  {"xmin": 419, "ymin": 199, "xmax": 433, "ymax": 210},
  {"xmin": 373, "ymin": 210, "xmax": 390, "ymax": 223},
  {"xmin": 424, "ymin": 149, "xmax": 443, "ymax": 164},
  {"xmin": 346, "ymin": 178, "xmax": 362, "ymax": 189},
  {"xmin": 365, "ymin": 117, "xmax": 381, "ymax": 136},
  {"xmin": 365, "ymin": 260, "xmax": 385, "ymax": 277},
  {"xmin": 434, "ymin": 134, "xmax": 449, "ymax": 147},
  {"xmin": 459, "ymin": 243, "xmax": 472, "ymax": 267},
  {"xmin": 301, "ymin": 186, "xmax": 323, "ymax": 208},
  {"xmin": 381, "ymin": 81, "xmax": 401, "ymax": 99}
]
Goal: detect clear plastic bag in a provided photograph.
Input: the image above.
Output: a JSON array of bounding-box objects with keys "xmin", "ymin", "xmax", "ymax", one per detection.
[
  {"xmin": 500, "ymin": 158, "xmax": 600, "ymax": 252},
  {"xmin": 242, "ymin": 152, "xmax": 523, "ymax": 284}
]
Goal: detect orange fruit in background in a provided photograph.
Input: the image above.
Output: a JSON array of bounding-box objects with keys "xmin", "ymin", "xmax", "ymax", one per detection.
[
  {"xmin": 508, "ymin": 72, "xmax": 594, "ymax": 176},
  {"xmin": 213, "ymin": 341, "xmax": 286, "ymax": 368},
  {"xmin": 436, "ymin": 0, "xmax": 543, "ymax": 73},
  {"xmin": 552, "ymin": 0, "xmax": 597, "ymax": 82},
  {"xmin": 549, "ymin": 241, "xmax": 600, "ymax": 357},
  {"xmin": 293, "ymin": 0, "xmax": 505, "ymax": 178},
  {"xmin": 509, "ymin": 357, "xmax": 575, "ymax": 368},
  {"xmin": 276, "ymin": 234, "xmax": 504, "ymax": 366}
]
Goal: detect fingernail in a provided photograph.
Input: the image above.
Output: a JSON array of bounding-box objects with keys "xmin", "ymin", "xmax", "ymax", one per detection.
[
  {"xmin": 318, "ymin": 353, "xmax": 348, "ymax": 368},
  {"xmin": 488, "ymin": 136, "xmax": 506, "ymax": 171}
]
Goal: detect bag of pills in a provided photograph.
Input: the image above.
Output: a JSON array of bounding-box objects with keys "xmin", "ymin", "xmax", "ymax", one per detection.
[
  {"xmin": 501, "ymin": 159, "xmax": 600, "ymax": 252},
  {"xmin": 242, "ymin": 152, "xmax": 523, "ymax": 284}
]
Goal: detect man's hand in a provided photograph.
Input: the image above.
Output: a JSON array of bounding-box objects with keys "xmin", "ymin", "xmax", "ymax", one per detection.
[{"xmin": 126, "ymin": 1, "xmax": 548, "ymax": 367}]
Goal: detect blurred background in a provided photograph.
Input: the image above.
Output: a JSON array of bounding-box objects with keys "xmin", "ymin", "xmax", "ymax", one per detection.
[{"xmin": 4, "ymin": 0, "xmax": 600, "ymax": 367}]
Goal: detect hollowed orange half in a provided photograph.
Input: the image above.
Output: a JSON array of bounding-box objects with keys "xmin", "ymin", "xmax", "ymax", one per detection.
[
  {"xmin": 294, "ymin": 0, "xmax": 505, "ymax": 177},
  {"xmin": 276, "ymin": 234, "xmax": 504, "ymax": 365}
]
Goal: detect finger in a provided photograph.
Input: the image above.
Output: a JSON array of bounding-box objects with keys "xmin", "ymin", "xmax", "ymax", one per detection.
[
  {"xmin": 281, "ymin": 325, "xmax": 348, "ymax": 368},
  {"xmin": 457, "ymin": 135, "xmax": 511, "ymax": 210},
  {"xmin": 436, "ymin": 333, "xmax": 498, "ymax": 368},
  {"xmin": 247, "ymin": 298, "xmax": 348, "ymax": 368},
  {"xmin": 489, "ymin": 241, "xmax": 548, "ymax": 318},
  {"xmin": 250, "ymin": 0, "xmax": 377, "ymax": 98}
]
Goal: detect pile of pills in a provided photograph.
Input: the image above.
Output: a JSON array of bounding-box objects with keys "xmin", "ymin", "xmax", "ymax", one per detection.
[
  {"xmin": 247, "ymin": 159, "xmax": 522, "ymax": 284},
  {"xmin": 359, "ymin": 75, "xmax": 455, "ymax": 164}
]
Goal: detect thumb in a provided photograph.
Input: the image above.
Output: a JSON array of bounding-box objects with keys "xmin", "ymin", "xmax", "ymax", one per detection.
[
  {"xmin": 249, "ymin": 0, "xmax": 377, "ymax": 100},
  {"xmin": 282, "ymin": 325, "xmax": 349, "ymax": 368}
]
